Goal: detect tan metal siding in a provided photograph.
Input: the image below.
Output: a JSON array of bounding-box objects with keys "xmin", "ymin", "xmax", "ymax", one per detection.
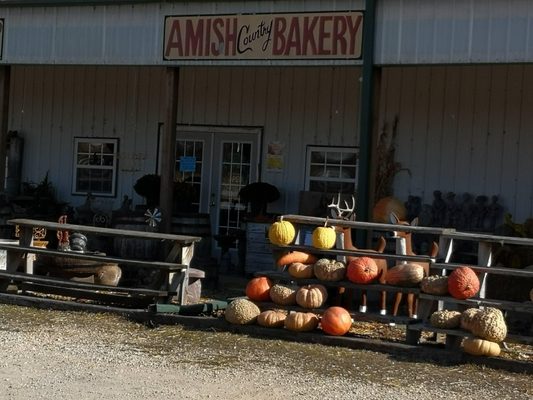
[
  {"xmin": 381, "ymin": 65, "xmax": 533, "ymax": 222},
  {"xmin": 9, "ymin": 65, "xmax": 361, "ymax": 213}
]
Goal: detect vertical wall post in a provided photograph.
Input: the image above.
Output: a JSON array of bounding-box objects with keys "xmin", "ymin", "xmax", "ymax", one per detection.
[
  {"xmin": 356, "ymin": 0, "xmax": 377, "ymax": 246},
  {"xmin": 160, "ymin": 67, "xmax": 180, "ymax": 233},
  {"xmin": 0, "ymin": 66, "xmax": 11, "ymax": 189}
]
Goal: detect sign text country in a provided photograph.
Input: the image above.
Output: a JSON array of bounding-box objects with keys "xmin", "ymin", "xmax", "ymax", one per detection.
[{"xmin": 164, "ymin": 12, "xmax": 363, "ymax": 60}]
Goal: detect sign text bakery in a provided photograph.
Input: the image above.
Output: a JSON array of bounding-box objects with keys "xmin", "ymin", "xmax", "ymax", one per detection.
[{"xmin": 164, "ymin": 12, "xmax": 363, "ymax": 60}]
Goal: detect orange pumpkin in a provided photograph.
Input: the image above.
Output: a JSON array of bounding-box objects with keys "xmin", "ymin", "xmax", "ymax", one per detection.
[
  {"xmin": 284, "ymin": 312, "xmax": 319, "ymax": 332},
  {"xmin": 245, "ymin": 277, "xmax": 272, "ymax": 302},
  {"xmin": 372, "ymin": 196, "xmax": 407, "ymax": 223},
  {"xmin": 346, "ymin": 257, "xmax": 379, "ymax": 284},
  {"xmin": 320, "ymin": 306, "xmax": 353, "ymax": 336},
  {"xmin": 288, "ymin": 262, "xmax": 315, "ymax": 279},
  {"xmin": 448, "ymin": 267, "xmax": 480, "ymax": 300}
]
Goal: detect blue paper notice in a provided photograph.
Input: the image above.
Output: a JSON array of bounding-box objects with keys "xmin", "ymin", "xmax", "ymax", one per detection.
[{"xmin": 179, "ymin": 156, "xmax": 196, "ymax": 172}]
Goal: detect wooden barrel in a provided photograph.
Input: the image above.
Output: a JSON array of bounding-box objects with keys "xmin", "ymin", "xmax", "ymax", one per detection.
[{"xmin": 112, "ymin": 216, "xmax": 159, "ymax": 260}]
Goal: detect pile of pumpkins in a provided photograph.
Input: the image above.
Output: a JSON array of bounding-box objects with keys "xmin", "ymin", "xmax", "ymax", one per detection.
[
  {"xmin": 269, "ymin": 218, "xmax": 484, "ymax": 300},
  {"xmin": 429, "ymin": 307, "xmax": 508, "ymax": 357},
  {"xmin": 224, "ymin": 276, "xmax": 353, "ymax": 336}
]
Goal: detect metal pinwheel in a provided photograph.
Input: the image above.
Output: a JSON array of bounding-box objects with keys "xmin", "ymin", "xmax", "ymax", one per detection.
[{"xmin": 144, "ymin": 208, "xmax": 162, "ymax": 228}]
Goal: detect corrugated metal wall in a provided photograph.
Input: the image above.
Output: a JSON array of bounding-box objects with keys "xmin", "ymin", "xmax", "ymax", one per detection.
[
  {"xmin": 10, "ymin": 65, "xmax": 361, "ymax": 213},
  {"xmin": 376, "ymin": 0, "xmax": 533, "ymax": 65},
  {"xmin": 380, "ymin": 64, "xmax": 533, "ymax": 221},
  {"xmin": 0, "ymin": 0, "xmax": 365, "ymax": 66}
]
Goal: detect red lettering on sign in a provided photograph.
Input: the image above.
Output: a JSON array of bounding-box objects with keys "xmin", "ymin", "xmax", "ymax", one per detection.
[
  {"xmin": 347, "ymin": 15, "xmax": 363, "ymax": 55},
  {"xmin": 185, "ymin": 19, "xmax": 204, "ymax": 56},
  {"xmin": 204, "ymin": 18, "xmax": 212, "ymax": 56},
  {"xmin": 302, "ymin": 16, "xmax": 318, "ymax": 56},
  {"xmin": 211, "ymin": 18, "xmax": 224, "ymax": 56},
  {"xmin": 318, "ymin": 16, "xmax": 332, "ymax": 55},
  {"xmin": 272, "ymin": 17, "xmax": 286, "ymax": 55},
  {"xmin": 332, "ymin": 16, "xmax": 347, "ymax": 54},
  {"xmin": 225, "ymin": 18, "xmax": 238, "ymax": 56},
  {"xmin": 285, "ymin": 17, "xmax": 301, "ymax": 55},
  {"xmin": 164, "ymin": 19, "xmax": 184, "ymax": 57}
]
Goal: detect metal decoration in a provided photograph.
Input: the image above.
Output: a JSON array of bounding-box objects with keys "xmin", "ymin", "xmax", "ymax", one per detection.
[{"xmin": 144, "ymin": 208, "xmax": 162, "ymax": 228}]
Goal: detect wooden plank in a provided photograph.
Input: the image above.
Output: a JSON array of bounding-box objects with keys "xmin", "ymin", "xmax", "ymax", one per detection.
[
  {"xmin": 419, "ymin": 293, "xmax": 533, "ymax": 313},
  {"xmin": 0, "ymin": 270, "xmax": 169, "ymax": 296},
  {"xmin": 430, "ymin": 262, "xmax": 533, "ymax": 277},
  {"xmin": 19, "ymin": 282, "xmax": 156, "ymax": 307},
  {"xmin": 7, "ymin": 218, "xmax": 201, "ymax": 243},
  {"xmin": 254, "ymin": 270, "xmax": 421, "ymax": 294},
  {"xmin": 440, "ymin": 230, "xmax": 533, "ymax": 246},
  {"xmin": 0, "ymin": 243, "xmax": 187, "ymax": 271}
]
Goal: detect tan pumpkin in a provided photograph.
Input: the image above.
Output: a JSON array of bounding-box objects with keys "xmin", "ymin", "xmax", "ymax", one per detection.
[
  {"xmin": 296, "ymin": 284, "xmax": 328, "ymax": 309},
  {"xmin": 288, "ymin": 262, "xmax": 315, "ymax": 279},
  {"xmin": 460, "ymin": 308, "xmax": 482, "ymax": 331},
  {"xmin": 430, "ymin": 310, "xmax": 462, "ymax": 329},
  {"xmin": 269, "ymin": 284, "xmax": 297, "ymax": 306},
  {"xmin": 420, "ymin": 275, "xmax": 449, "ymax": 295},
  {"xmin": 385, "ymin": 263, "xmax": 425, "ymax": 287},
  {"xmin": 469, "ymin": 307, "xmax": 507, "ymax": 342},
  {"xmin": 268, "ymin": 220, "xmax": 296, "ymax": 246},
  {"xmin": 312, "ymin": 226, "xmax": 337, "ymax": 249},
  {"xmin": 313, "ymin": 258, "xmax": 346, "ymax": 281},
  {"xmin": 257, "ymin": 310, "xmax": 287, "ymax": 328},
  {"xmin": 448, "ymin": 266, "xmax": 480, "ymax": 300},
  {"xmin": 463, "ymin": 338, "xmax": 501, "ymax": 357},
  {"xmin": 225, "ymin": 298, "xmax": 261, "ymax": 325},
  {"xmin": 284, "ymin": 311, "xmax": 319, "ymax": 332}
]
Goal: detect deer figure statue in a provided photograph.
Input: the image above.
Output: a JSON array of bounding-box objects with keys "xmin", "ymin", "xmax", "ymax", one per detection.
[
  {"xmin": 328, "ymin": 194, "xmax": 388, "ymax": 314},
  {"xmin": 389, "ymin": 212, "xmax": 439, "ymax": 318}
]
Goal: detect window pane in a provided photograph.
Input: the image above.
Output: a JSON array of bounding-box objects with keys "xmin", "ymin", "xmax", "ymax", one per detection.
[
  {"xmin": 341, "ymin": 166, "xmax": 356, "ymax": 179},
  {"xmin": 310, "ymin": 165, "xmax": 325, "ymax": 178},
  {"xmin": 326, "ymin": 152, "xmax": 342, "ymax": 165},
  {"xmin": 343, "ymin": 153, "xmax": 357, "ymax": 165},
  {"xmin": 311, "ymin": 151, "xmax": 325, "ymax": 163},
  {"xmin": 325, "ymin": 166, "xmax": 340, "ymax": 178},
  {"xmin": 78, "ymin": 142, "xmax": 90, "ymax": 153},
  {"xmin": 194, "ymin": 142, "xmax": 203, "ymax": 159},
  {"xmin": 241, "ymin": 143, "xmax": 251, "ymax": 163},
  {"xmin": 222, "ymin": 143, "xmax": 232, "ymax": 162}
]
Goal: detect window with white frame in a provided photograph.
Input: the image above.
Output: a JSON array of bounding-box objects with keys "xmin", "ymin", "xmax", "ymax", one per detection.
[
  {"xmin": 73, "ymin": 138, "xmax": 118, "ymax": 196},
  {"xmin": 305, "ymin": 146, "xmax": 358, "ymax": 194}
]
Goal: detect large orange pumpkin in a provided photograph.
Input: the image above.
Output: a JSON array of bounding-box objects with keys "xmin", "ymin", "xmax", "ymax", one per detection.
[
  {"xmin": 346, "ymin": 257, "xmax": 379, "ymax": 284},
  {"xmin": 245, "ymin": 277, "xmax": 273, "ymax": 302},
  {"xmin": 320, "ymin": 306, "xmax": 353, "ymax": 336},
  {"xmin": 448, "ymin": 266, "xmax": 480, "ymax": 299},
  {"xmin": 296, "ymin": 284, "xmax": 328, "ymax": 309},
  {"xmin": 372, "ymin": 196, "xmax": 407, "ymax": 223}
]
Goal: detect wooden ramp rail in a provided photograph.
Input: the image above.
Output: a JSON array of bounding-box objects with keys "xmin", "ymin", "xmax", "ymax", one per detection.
[{"xmin": 0, "ymin": 218, "xmax": 201, "ymax": 308}]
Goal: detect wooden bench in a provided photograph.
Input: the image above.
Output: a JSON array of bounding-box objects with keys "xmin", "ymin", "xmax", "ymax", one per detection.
[{"xmin": 0, "ymin": 218, "xmax": 201, "ymax": 307}]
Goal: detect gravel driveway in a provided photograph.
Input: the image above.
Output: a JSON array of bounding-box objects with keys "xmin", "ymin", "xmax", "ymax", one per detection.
[{"xmin": 0, "ymin": 304, "xmax": 531, "ymax": 400}]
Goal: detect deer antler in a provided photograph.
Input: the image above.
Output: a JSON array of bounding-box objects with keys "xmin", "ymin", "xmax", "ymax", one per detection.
[{"xmin": 328, "ymin": 193, "xmax": 356, "ymax": 220}]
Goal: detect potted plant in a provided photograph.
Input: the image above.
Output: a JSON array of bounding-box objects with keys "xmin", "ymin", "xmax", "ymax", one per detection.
[{"xmin": 238, "ymin": 181, "xmax": 280, "ymax": 218}]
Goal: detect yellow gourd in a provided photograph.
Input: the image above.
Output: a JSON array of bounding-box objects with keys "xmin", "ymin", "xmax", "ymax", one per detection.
[
  {"xmin": 268, "ymin": 219, "xmax": 296, "ymax": 246},
  {"xmin": 312, "ymin": 226, "xmax": 336, "ymax": 249}
]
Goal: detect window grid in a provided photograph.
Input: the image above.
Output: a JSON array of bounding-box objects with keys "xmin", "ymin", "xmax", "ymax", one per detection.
[{"xmin": 73, "ymin": 138, "xmax": 118, "ymax": 196}]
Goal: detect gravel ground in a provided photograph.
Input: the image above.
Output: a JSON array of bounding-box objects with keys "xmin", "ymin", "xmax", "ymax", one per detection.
[{"xmin": 0, "ymin": 304, "xmax": 532, "ymax": 400}]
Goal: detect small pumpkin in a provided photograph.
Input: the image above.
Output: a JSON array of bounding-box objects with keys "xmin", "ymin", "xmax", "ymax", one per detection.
[
  {"xmin": 284, "ymin": 311, "xmax": 319, "ymax": 332},
  {"xmin": 346, "ymin": 257, "xmax": 379, "ymax": 284},
  {"xmin": 268, "ymin": 219, "xmax": 296, "ymax": 246},
  {"xmin": 420, "ymin": 275, "xmax": 449, "ymax": 295},
  {"xmin": 429, "ymin": 310, "xmax": 462, "ymax": 329},
  {"xmin": 462, "ymin": 338, "xmax": 501, "ymax": 357},
  {"xmin": 448, "ymin": 266, "xmax": 480, "ymax": 300},
  {"xmin": 313, "ymin": 258, "xmax": 346, "ymax": 281},
  {"xmin": 288, "ymin": 262, "xmax": 315, "ymax": 279},
  {"xmin": 245, "ymin": 277, "xmax": 272, "ymax": 302},
  {"xmin": 460, "ymin": 308, "xmax": 482, "ymax": 331},
  {"xmin": 320, "ymin": 306, "xmax": 353, "ymax": 336},
  {"xmin": 312, "ymin": 226, "xmax": 337, "ymax": 250},
  {"xmin": 225, "ymin": 298, "xmax": 261, "ymax": 325},
  {"xmin": 296, "ymin": 284, "xmax": 328, "ymax": 309},
  {"xmin": 257, "ymin": 310, "xmax": 287, "ymax": 328},
  {"xmin": 269, "ymin": 284, "xmax": 297, "ymax": 306},
  {"xmin": 385, "ymin": 263, "xmax": 425, "ymax": 287}
]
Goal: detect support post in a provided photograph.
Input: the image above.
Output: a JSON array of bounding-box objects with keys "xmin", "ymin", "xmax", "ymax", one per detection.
[{"xmin": 160, "ymin": 67, "xmax": 179, "ymax": 233}]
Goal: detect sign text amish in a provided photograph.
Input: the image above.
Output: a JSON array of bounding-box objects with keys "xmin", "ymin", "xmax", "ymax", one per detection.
[{"xmin": 164, "ymin": 12, "xmax": 363, "ymax": 60}]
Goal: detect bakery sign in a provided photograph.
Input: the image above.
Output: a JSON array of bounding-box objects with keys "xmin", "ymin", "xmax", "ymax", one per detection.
[{"xmin": 163, "ymin": 11, "xmax": 363, "ymax": 60}]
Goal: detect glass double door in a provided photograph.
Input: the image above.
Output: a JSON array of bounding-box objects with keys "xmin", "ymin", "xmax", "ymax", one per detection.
[{"xmin": 175, "ymin": 128, "xmax": 260, "ymax": 258}]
